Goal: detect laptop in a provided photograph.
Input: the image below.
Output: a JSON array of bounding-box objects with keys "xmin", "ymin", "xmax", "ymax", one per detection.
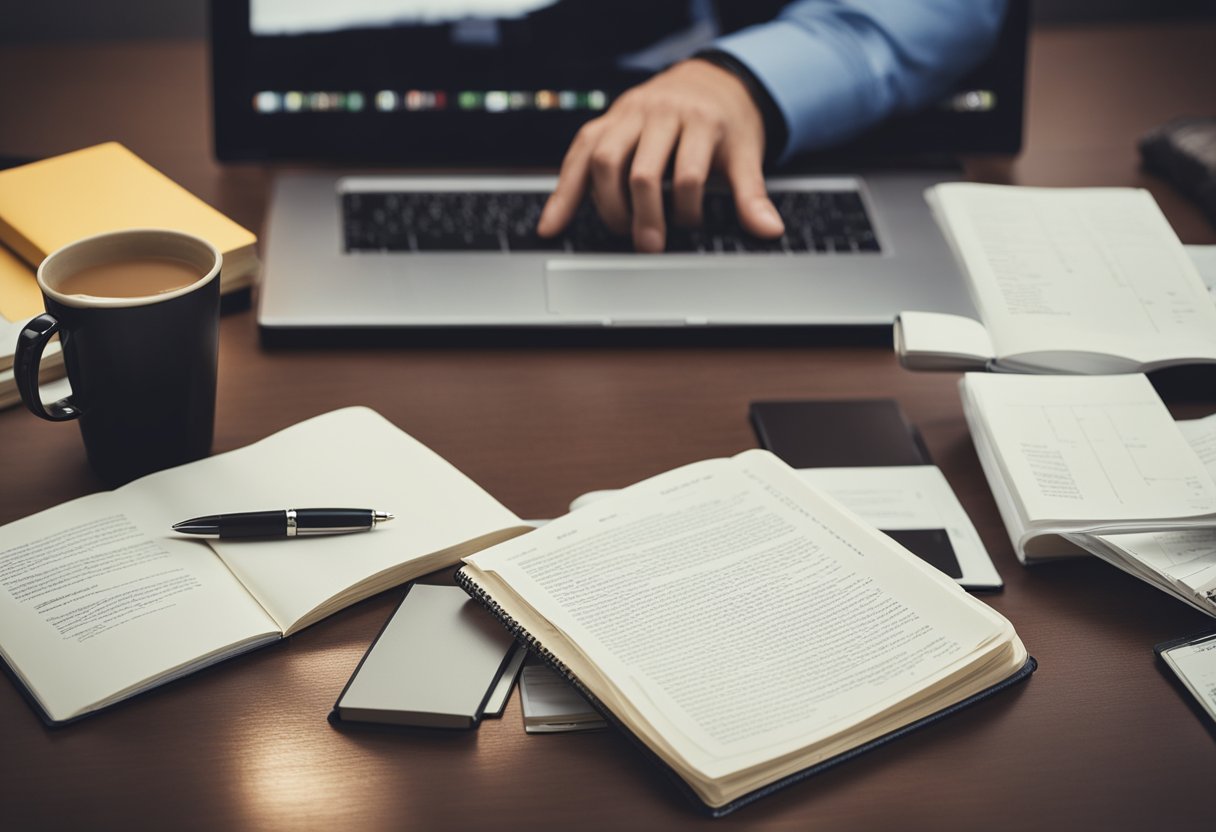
[{"xmin": 211, "ymin": 1, "xmax": 1027, "ymax": 335}]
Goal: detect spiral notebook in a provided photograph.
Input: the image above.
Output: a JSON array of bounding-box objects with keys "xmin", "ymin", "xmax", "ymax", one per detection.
[{"xmin": 454, "ymin": 450, "xmax": 1034, "ymax": 815}]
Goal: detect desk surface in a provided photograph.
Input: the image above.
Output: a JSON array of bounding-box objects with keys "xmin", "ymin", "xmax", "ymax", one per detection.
[{"xmin": 2, "ymin": 22, "xmax": 1216, "ymax": 831}]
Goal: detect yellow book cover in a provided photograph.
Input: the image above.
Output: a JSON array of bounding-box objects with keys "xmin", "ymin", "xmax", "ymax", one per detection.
[
  {"xmin": 0, "ymin": 142, "xmax": 258, "ymax": 294},
  {"xmin": 0, "ymin": 243, "xmax": 40, "ymax": 322}
]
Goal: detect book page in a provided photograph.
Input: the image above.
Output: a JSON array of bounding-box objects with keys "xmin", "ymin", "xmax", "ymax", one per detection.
[
  {"xmin": 0, "ymin": 492, "xmax": 279, "ymax": 723},
  {"xmin": 570, "ymin": 466, "xmax": 1004, "ymax": 589},
  {"xmin": 466, "ymin": 451, "xmax": 1011, "ymax": 779},
  {"xmin": 931, "ymin": 184, "xmax": 1216, "ymax": 368},
  {"xmin": 118, "ymin": 407, "xmax": 525, "ymax": 633},
  {"xmin": 963, "ymin": 373, "xmax": 1216, "ymax": 528}
]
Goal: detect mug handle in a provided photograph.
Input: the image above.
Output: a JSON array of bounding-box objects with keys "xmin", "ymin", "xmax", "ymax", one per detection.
[{"xmin": 15, "ymin": 313, "xmax": 81, "ymax": 422}]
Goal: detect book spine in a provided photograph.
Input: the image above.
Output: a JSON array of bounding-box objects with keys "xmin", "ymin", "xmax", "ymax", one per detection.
[
  {"xmin": 452, "ymin": 567, "xmax": 715, "ymax": 813},
  {"xmin": 453, "ymin": 569, "xmax": 568, "ymax": 681}
]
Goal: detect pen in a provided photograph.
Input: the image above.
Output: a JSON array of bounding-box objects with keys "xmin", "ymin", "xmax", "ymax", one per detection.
[{"xmin": 172, "ymin": 508, "xmax": 394, "ymax": 538}]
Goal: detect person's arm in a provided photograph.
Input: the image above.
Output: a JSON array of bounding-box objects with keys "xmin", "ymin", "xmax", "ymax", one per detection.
[
  {"xmin": 716, "ymin": 0, "xmax": 1008, "ymax": 162},
  {"xmin": 538, "ymin": 0, "xmax": 1008, "ymax": 251}
]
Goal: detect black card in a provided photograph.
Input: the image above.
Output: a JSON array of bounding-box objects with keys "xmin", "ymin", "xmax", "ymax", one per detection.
[{"xmin": 750, "ymin": 399, "xmax": 930, "ymax": 468}]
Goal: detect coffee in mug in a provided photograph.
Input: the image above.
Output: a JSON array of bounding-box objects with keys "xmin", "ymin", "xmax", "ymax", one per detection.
[
  {"xmin": 55, "ymin": 257, "xmax": 205, "ymax": 299},
  {"xmin": 15, "ymin": 228, "xmax": 222, "ymax": 485}
]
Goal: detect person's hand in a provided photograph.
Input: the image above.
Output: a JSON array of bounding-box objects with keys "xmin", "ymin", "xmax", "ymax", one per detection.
[{"xmin": 536, "ymin": 58, "xmax": 785, "ymax": 252}]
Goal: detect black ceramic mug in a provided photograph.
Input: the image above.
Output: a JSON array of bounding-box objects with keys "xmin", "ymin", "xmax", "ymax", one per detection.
[{"xmin": 15, "ymin": 229, "xmax": 222, "ymax": 485}]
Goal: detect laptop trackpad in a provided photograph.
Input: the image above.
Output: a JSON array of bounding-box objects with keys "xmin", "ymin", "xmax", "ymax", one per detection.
[{"xmin": 546, "ymin": 258, "xmax": 784, "ymax": 322}]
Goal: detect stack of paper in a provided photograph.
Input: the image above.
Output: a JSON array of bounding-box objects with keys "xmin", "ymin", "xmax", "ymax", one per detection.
[{"xmin": 962, "ymin": 372, "xmax": 1216, "ymax": 615}]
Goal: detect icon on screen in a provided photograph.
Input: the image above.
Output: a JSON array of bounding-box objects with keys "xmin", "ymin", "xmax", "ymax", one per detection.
[
  {"xmin": 485, "ymin": 91, "xmax": 509, "ymax": 112},
  {"xmin": 253, "ymin": 91, "xmax": 281, "ymax": 113}
]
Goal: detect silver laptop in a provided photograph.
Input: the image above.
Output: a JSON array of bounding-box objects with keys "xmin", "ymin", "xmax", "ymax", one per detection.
[{"xmin": 211, "ymin": 2, "xmax": 1027, "ymax": 333}]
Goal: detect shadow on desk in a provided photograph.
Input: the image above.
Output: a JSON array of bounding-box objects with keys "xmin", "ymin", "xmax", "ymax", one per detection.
[{"xmin": 258, "ymin": 323, "xmax": 895, "ymax": 351}]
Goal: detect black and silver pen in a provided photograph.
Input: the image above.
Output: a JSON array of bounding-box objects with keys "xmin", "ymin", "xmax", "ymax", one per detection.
[{"xmin": 172, "ymin": 508, "xmax": 394, "ymax": 538}]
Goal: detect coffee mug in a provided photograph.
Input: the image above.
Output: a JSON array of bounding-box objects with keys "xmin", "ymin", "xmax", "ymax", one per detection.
[{"xmin": 15, "ymin": 228, "xmax": 222, "ymax": 485}]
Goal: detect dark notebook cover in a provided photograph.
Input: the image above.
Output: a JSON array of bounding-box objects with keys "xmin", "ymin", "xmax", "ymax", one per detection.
[{"xmin": 455, "ymin": 567, "xmax": 1036, "ymax": 817}]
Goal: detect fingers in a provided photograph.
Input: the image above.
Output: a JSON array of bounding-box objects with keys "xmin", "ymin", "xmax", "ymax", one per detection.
[
  {"xmin": 538, "ymin": 124, "xmax": 597, "ymax": 238},
  {"xmin": 671, "ymin": 120, "xmax": 716, "ymax": 228},
  {"xmin": 629, "ymin": 114, "xmax": 680, "ymax": 253},
  {"xmin": 724, "ymin": 145, "xmax": 784, "ymax": 239},
  {"xmin": 586, "ymin": 114, "xmax": 644, "ymax": 236},
  {"xmin": 540, "ymin": 110, "xmax": 681, "ymax": 252},
  {"xmin": 540, "ymin": 59, "xmax": 776, "ymax": 248}
]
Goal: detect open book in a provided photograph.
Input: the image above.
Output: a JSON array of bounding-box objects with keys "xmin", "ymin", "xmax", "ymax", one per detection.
[
  {"xmin": 895, "ymin": 184, "xmax": 1216, "ymax": 374},
  {"xmin": 0, "ymin": 407, "xmax": 530, "ymax": 724},
  {"xmin": 961, "ymin": 372, "xmax": 1216, "ymax": 564},
  {"xmin": 456, "ymin": 450, "xmax": 1032, "ymax": 815}
]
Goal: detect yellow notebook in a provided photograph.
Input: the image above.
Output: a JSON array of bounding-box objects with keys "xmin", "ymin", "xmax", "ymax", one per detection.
[{"xmin": 0, "ymin": 143, "xmax": 258, "ymax": 307}]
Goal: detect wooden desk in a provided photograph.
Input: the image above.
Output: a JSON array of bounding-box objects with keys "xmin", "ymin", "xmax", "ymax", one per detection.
[{"xmin": 2, "ymin": 22, "xmax": 1215, "ymax": 830}]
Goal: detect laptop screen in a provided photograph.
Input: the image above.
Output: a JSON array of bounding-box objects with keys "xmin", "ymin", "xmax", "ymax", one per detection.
[{"xmin": 212, "ymin": 0, "xmax": 1026, "ymax": 166}]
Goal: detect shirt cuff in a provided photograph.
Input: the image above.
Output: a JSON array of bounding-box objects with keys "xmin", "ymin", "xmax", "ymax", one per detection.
[
  {"xmin": 691, "ymin": 48, "xmax": 788, "ymax": 168},
  {"xmin": 713, "ymin": 20, "xmax": 888, "ymax": 164}
]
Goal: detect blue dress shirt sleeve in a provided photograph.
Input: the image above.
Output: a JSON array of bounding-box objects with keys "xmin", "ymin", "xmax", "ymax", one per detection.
[{"xmin": 712, "ymin": 0, "xmax": 1008, "ymax": 162}]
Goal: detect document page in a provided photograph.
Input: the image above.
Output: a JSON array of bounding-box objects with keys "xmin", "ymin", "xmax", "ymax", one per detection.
[
  {"xmin": 466, "ymin": 451, "xmax": 1011, "ymax": 779},
  {"xmin": 964, "ymin": 373, "xmax": 1216, "ymax": 528},
  {"xmin": 0, "ymin": 492, "xmax": 279, "ymax": 722},
  {"xmin": 1160, "ymin": 632, "xmax": 1216, "ymax": 724},
  {"xmin": 798, "ymin": 465, "xmax": 1001, "ymax": 588},
  {"xmin": 1091, "ymin": 529, "xmax": 1216, "ymax": 602},
  {"xmin": 1086, "ymin": 414, "xmax": 1216, "ymax": 601},
  {"xmin": 932, "ymin": 184, "xmax": 1216, "ymax": 367}
]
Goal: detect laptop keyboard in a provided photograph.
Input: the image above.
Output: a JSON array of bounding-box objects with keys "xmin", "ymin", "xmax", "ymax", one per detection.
[{"xmin": 341, "ymin": 190, "xmax": 880, "ymax": 255}]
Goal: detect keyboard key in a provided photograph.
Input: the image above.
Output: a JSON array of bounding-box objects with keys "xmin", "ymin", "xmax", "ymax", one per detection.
[{"xmin": 414, "ymin": 229, "xmax": 502, "ymax": 251}]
